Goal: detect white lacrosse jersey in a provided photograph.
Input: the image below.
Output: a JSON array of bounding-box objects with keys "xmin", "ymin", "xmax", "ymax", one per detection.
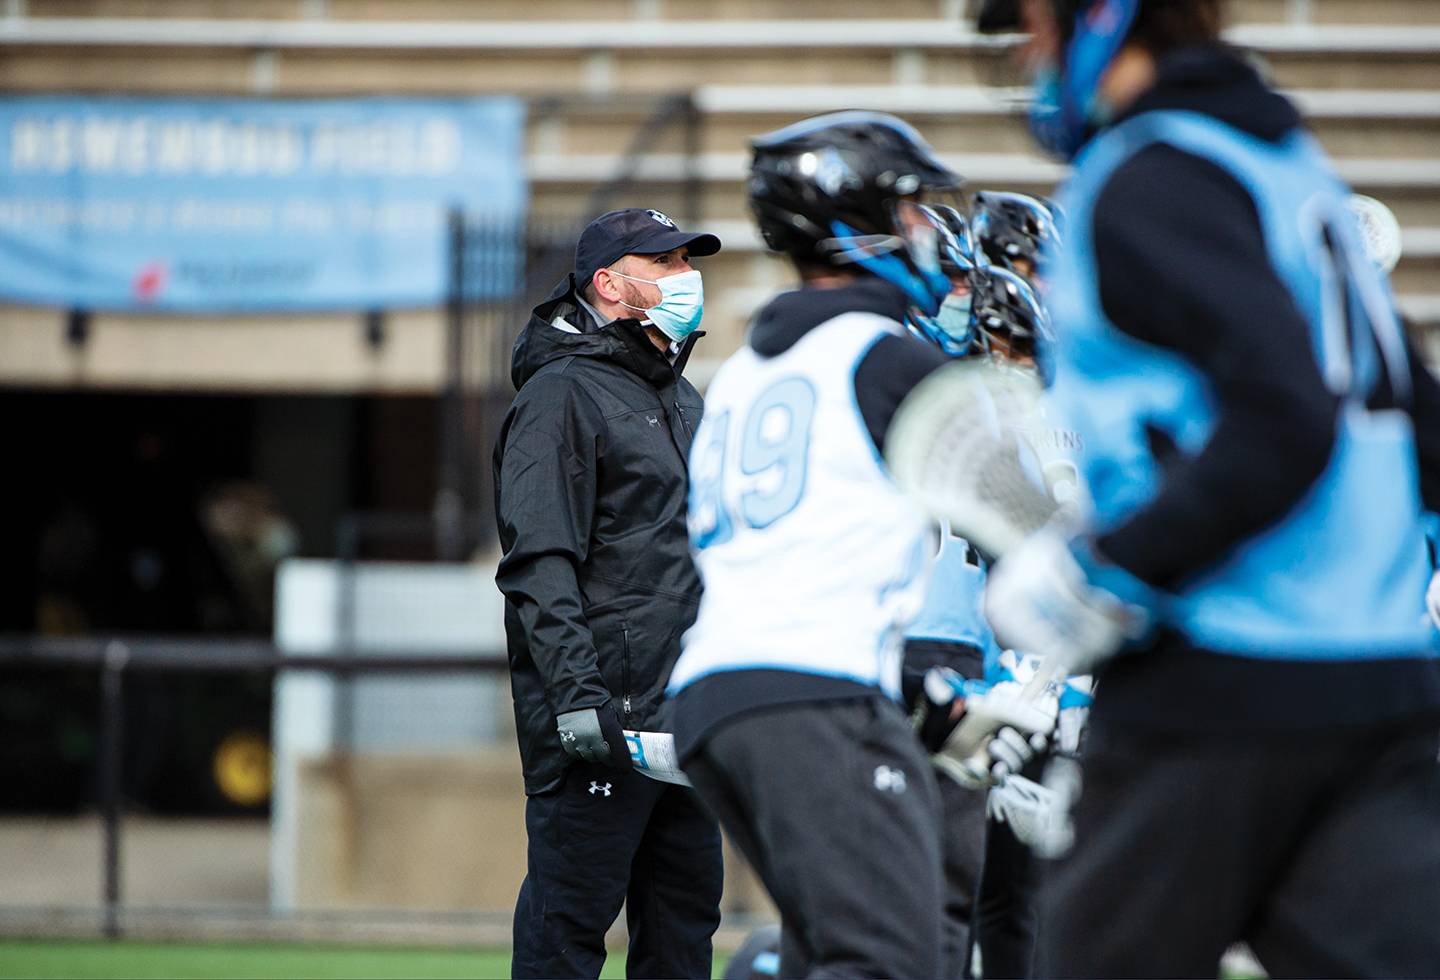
[{"xmin": 668, "ymin": 311, "xmax": 936, "ymax": 700}]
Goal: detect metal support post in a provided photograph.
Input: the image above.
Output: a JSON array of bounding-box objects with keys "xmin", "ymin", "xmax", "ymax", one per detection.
[
  {"xmin": 437, "ymin": 208, "xmax": 467, "ymax": 561},
  {"xmin": 98, "ymin": 641, "xmax": 129, "ymax": 939}
]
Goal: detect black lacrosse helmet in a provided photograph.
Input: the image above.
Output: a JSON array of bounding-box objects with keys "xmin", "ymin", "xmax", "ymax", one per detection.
[
  {"xmin": 748, "ymin": 111, "xmax": 965, "ymax": 312},
  {"xmin": 971, "ymin": 191, "xmax": 1061, "ymax": 275},
  {"xmin": 907, "ymin": 204, "xmax": 979, "ymax": 357},
  {"xmin": 971, "ymin": 264, "xmax": 1053, "ymax": 362}
]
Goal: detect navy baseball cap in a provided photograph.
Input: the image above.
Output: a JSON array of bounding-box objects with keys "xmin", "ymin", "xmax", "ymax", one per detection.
[{"xmin": 574, "ymin": 208, "xmax": 722, "ymax": 289}]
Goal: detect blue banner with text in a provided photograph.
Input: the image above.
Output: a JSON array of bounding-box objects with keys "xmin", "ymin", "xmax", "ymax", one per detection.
[{"xmin": 0, "ymin": 96, "xmax": 526, "ymax": 311}]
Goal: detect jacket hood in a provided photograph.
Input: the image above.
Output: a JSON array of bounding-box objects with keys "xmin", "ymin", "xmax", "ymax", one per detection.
[
  {"xmin": 509, "ymin": 273, "xmax": 700, "ymax": 391},
  {"xmin": 750, "ymin": 277, "xmax": 910, "ymax": 357},
  {"xmin": 1117, "ymin": 44, "xmax": 1302, "ymax": 144}
]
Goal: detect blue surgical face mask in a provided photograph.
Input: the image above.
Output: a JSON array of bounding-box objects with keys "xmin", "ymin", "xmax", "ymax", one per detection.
[
  {"xmin": 935, "ymin": 291, "xmax": 973, "ymax": 342},
  {"xmin": 908, "ymin": 290, "xmax": 974, "ymax": 357},
  {"xmin": 613, "ymin": 268, "xmax": 704, "ymax": 342}
]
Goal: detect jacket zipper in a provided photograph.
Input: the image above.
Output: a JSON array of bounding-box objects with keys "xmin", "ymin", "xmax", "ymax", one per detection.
[
  {"xmin": 621, "ymin": 627, "xmax": 633, "ymax": 718},
  {"xmin": 673, "ymin": 401, "xmax": 693, "ymax": 438}
]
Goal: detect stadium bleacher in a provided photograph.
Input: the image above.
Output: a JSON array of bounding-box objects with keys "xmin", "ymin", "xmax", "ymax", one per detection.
[{"xmin": 0, "ymin": 0, "xmax": 1435, "ymax": 386}]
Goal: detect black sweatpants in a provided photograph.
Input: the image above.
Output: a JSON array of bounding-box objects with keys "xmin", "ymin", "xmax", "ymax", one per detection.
[
  {"xmin": 972, "ymin": 755, "xmax": 1045, "ymax": 980},
  {"xmin": 973, "ymin": 806, "xmax": 1040, "ymax": 979},
  {"xmin": 1040, "ymin": 721, "xmax": 1440, "ymax": 979},
  {"xmin": 511, "ymin": 761, "xmax": 723, "ymax": 979},
  {"xmin": 936, "ymin": 772, "xmax": 988, "ymax": 978},
  {"xmin": 905, "ymin": 640, "xmax": 989, "ymax": 979},
  {"xmin": 684, "ymin": 697, "xmax": 944, "ymax": 980}
]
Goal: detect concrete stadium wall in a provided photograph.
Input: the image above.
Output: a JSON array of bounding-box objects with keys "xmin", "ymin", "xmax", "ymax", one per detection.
[{"xmin": 293, "ymin": 751, "xmax": 775, "ymax": 919}]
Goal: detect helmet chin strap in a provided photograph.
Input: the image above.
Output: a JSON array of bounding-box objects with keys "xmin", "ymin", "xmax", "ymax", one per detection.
[{"xmin": 825, "ymin": 220, "xmax": 952, "ymax": 315}]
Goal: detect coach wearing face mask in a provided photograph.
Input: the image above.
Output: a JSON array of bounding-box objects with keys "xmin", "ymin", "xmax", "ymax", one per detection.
[{"xmin": 494, "ymin": 208, "xmax": 723, "ymax": 979}]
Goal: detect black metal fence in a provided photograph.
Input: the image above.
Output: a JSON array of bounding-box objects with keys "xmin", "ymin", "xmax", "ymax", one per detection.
[{"xmin": 0, "ymin": 634, "xmax": 507, "ymax": 940}]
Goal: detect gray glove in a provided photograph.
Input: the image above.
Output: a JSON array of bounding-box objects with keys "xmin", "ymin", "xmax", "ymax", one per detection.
[{"xmin": 556, "ymin": 704, "xmax": 632, "ymax": 770}]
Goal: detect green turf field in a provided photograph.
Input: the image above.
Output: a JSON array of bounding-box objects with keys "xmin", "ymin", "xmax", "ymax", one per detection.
[
  {"xmin": 0, "ymin": 937, "xmax": 1266, "ymax": 979},
  {"xmin": 0, "ymin": 936, "xmax": 1266, "ymax": 979},
  {"xmin": 0, "ymin": 940, "xmax": 710, "ymax": 979}
]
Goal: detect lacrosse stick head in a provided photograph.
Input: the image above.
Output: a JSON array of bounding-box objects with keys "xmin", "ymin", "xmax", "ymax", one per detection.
[
  {"xmin": 885, "ymin": 359, "xmax": 1062, "ymax": 558},
  {"xmin": 1347, "ymin": 193, "xmax": 1402, "ymax": 274}
]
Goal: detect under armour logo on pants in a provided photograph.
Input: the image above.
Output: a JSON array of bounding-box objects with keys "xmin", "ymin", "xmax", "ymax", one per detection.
[
  {"xmin": 589, "ymin": 781, "xmax": 613, "ymax": 797},
  {"xmin": 873, "ymin": 765, "xmax": 907, "ymax": 794}
]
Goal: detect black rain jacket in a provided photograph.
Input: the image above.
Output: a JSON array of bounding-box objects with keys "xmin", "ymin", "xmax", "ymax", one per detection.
[{"xmin": 494, "ymin": 273, "xmax": 704, "ymax": 795}]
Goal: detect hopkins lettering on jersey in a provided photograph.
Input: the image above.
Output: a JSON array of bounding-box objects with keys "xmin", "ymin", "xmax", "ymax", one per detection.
[{"xmin": 1018, "ymin": 409, "xmax": 1087, "ymax": 512}]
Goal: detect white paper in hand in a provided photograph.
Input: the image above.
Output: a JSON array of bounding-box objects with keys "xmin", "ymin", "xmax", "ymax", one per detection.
[{"xmin": 623, "ymin": 730, "xmax": 692, "ymax": 786}]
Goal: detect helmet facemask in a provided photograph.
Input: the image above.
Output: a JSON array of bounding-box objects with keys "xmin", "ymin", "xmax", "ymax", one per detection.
[
  {"xmin": 906, "ymin": 205, "xmax": 980, "ymax": 356},
  {"xmin": 972, "ymin": 191, "xmax": 1062, "ymax": 278},
  {"xmin": 971, "ymin": 265, "xmax": 1053, "ymax": 382}
]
